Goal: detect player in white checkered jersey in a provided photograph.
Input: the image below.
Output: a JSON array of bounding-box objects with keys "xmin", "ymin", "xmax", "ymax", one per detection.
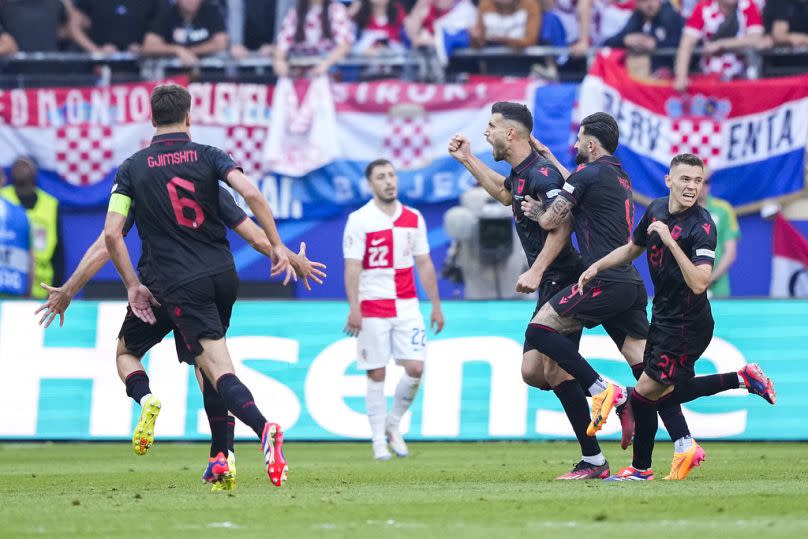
[{"xmin": 343, "ymin": 158, "xmax": 445, "ymax": 461}]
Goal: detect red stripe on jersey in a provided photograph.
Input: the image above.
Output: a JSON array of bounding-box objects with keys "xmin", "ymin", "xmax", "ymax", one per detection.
[
  {"xmin": 395, "ymin": 267, "xmax": 417, "ymax": 299},
  {"xmin": 363, "ymin": 229, "xmax": 393, "ymax": 269},
  {"xmin": 394, "ymin": 207, "xmax": 419, "ymax": 228},
  {"xmin": 361, "ymin": 299, "xmax": 397, "ymax": 318}
]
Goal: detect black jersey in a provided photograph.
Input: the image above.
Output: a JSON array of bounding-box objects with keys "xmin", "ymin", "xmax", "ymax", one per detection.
[
  {"xmin": 112, "ymin": 132, "xmax": 242, "ymax": 295},
  {"xmin": 633, "ymin": 197, "xmax": 717, "ymax": 325},
  {"xmin": 504, "ymin": 150, "xmax": 581, "ymax": 272},
  {"xmin": 559, "ymin": 156, "xmax": 642, "ymax": 283},
  {"xmin": 122, "ymin": 186, "xmax": 248, "ymax": 292}
]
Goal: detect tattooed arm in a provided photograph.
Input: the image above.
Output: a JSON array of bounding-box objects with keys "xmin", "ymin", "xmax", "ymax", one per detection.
[{"xmin": 538, "ymin": 196, "xmax": 574, "ymax": 231}]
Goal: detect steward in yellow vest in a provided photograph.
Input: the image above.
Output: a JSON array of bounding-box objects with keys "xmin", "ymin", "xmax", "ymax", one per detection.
[{"xmin": 0, "ymin": 158, "xmax": 62, "ymax": 299}]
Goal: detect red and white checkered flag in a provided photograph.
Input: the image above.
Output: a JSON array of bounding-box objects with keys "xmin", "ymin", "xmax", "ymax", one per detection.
[
  {"xmin": 226, "ymin": 126, "xmax": 268, "ymax": 178},
  {"xmin": 382, "ymin": 104, "xmax": 431, "ymax": 171},
  {"xmin": 54, "ymin": 125, "xmax": 115, "ymax": 186},
  {"xmin": 670, "ymin": 118, "xmax": 722, "ymax": 167}
]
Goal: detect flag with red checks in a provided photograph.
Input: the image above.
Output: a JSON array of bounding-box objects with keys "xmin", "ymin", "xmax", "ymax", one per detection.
[
  {"xmin": 225, "ymin": 126, "xmax": 268, "ymax": 178},
  {"xmin": 55, "ymin": 125, "xmax": 115, "ymax": 186},
  {"xmin": 670, "ymin": 119, "xmax": 722, "ymax": 168},
  {"xmin": 382, "ymin": 104, "xmax": 431, "ymax": 171},
  {"xmin": 575, "ymin": 50, "xmax": 808, "ymax": 206}
]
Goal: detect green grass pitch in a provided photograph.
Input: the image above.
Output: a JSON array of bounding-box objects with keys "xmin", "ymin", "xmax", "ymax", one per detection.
[{"xmin": 2, "ymin": 442, "xmax": 807, "ymax": 538}]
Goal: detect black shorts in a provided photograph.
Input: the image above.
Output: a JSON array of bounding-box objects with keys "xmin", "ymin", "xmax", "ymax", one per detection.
[
  {"xmin": 118, "ymin": 269, "xmax": 239, "ymax": 363},
  {"xmin": 548, "ymin": 278, "xmax": 650, "ymax": 350},
  {"xmin": 524, "ymin": 267, "xmax": 583, "ymax": 354},
  {"xmin": 644, "ymin": 315, "xmax": 714, "ymax": 386}
]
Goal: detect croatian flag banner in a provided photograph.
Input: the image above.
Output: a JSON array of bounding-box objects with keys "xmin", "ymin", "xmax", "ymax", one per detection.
[
  {"xmin": 576, "ymin": 51, "xmax": 808, "ymax": 206},
  {"xmin": 770, "ymin": 214, "xmax": 808, "ymax": 298},
  {"xmin": 0, "ymin": 77, "xmax": 535, "ymax": 219}
]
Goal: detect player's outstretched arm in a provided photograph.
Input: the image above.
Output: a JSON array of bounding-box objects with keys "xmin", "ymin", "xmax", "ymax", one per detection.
[
  {"xmin": 226, "ymin": 169, "xmax": 296, "ymax": 285},
  {"xmin": 231, "ymin": 217, "xmax": 325, "ymax": 290},
  {"xmin": 415, "ymin": 254, "xmax": 444, "ymax": 334},
  {"xmin": 578, "ymin": 242, "xmax": 645, "ymax": 292},
  {"xmin": 104, "ymin": 203, "xmax": 159, "ymax": 324},
  {"xmin": 343, "ymin": 259, "xmax": 362, "ymax": 337},
  {"xmin": 516, "ymin": 218, "xmax": 573, "ymax": 294},
  {"xmin": 35, "ymin": 232, "xmax": 111, "ymax": 328},
  {"xmin": 448, "ymin": 134, "xmax": 512, "ymax": 206}
]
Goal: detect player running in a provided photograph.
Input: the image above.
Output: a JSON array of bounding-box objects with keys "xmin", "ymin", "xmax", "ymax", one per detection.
[
  {"xmin": 448, "ymin": 102, "xmax": 611, "ymax": 479},
  {"xmin": 574, "ymin": 154, "xmax": 775, "ymax": 481},
  {"xmin": 343, "ymin": 159, "xmax": 444, "ymax": 461},
  {"xmin": 103, "ymin": 84, "xmax": 296, "ymax": 487},
  {"xmin": 35, "ymin": 187, "xmax": 325, "ymax": 491}
]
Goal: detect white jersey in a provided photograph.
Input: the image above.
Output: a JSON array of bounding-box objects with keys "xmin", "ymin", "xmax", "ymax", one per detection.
[{"xmin": 343, "ymin": 200, "xmax": 430, "ymax": 319}]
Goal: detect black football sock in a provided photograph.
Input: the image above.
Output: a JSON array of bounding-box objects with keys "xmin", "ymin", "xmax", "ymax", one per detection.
[
  {"xmin": 216, "ymin": 373, "xmax": 268, "ymax": 439},
  {"xmin": 671, "ymin": 373, "xmax": 741, "ymax": 403},
  {"xmin": 124, "ymin": 370, "xmax": 151, "ymax": 405},
  {"xmin": 226, "ymin": 416, "xmax": 235, "ymax": 455},
  {"xmin": 202, "ymin": 374, "xmax": 230, "ymax": 458},
  {"xmin": 525, "ymin": 324, "xmax": 601, "ymax": 390},
  {"xmin": 553, "ymin": 380, "xmax": 602, "ymax": 458},
  {"xmin": 631, "ymin": 391, "xmax": 659, "ymax": 471},
  {"xmin": 657, "ymin": 399, "xmax": 690, "ymax": 443}
]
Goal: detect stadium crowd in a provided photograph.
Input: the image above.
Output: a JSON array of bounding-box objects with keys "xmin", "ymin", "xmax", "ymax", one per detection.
[{"xmin": 0, "ymin": 0, "xmax": 806, "ymax": 82}]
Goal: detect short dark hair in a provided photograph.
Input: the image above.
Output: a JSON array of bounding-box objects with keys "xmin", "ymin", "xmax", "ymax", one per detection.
[
  {"xmin": 151, "ymin": 84, "xmax": 191, "ymax": 126},
  {"xmin": 580, "ymin": 112, "xmax": 619, "ymax": 154},
  {"xmin": 365, "ymin": 159, "xmax": 394, "ymax": 179},
  {"xmin": 670, "ymin": 153, "xmax": 704, "ymax": 171},
  {"xmin": 491, "ymin": 101, "xmax": 533, "ymax": 134}
]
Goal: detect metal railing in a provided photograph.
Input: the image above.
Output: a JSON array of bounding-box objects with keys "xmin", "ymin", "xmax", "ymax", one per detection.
[{"xmin": 1, "ymin": 45, "xmax": 806, "ymax": 85}]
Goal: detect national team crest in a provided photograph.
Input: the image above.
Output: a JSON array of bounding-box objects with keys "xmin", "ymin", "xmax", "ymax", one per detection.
[
  {"xmin": 666, "ymin": 94, "xmax": 730, "ymax": 167},
  {"xmin": 382, "ymin": 103, "xmax": 431, "ymax": 171},
  {"xmin": 54, "ymin": 124, "xmax": 115, "ymax": 186},
  {"xmin": 226, "ymin": 126, "xmax": 268, "ymax": 178}
]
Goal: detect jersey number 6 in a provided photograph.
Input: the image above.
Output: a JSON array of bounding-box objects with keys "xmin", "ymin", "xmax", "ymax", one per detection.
[{"xmin": 167, "ymin": 177, "xmax": 205, "ymax": 229}]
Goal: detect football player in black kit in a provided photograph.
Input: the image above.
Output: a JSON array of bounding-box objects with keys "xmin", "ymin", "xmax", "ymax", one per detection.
[
  {"xmin": 576, "ymin": 153, "xmax": 775, "ymax": 480},
  {"xmin": 520, "ymin": 112, "xmax": 759, "ymax": 480},
  {"xmin": 104, "ymin": 84, "xmax": 300, "ymax": 488},
  {"xmin": 449, "ymin": 102, "xmax": 612, "ymax": 479}
]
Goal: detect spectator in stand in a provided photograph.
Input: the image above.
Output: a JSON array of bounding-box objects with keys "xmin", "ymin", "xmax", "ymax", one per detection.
[
  {"xmin": 674, "ymin": 0, "xmax": 765, "ymax": 91},
  {"xmin": 404, "ymin": 0, "xmax": 476, "ymax": 49},
  {"xmin": 768, "ymin": 0, "xmax": 808, "ymax": 47},
  {"xmin": 0, "ymin": 157, "xmax": 63, "ymax": 299},
  {"xmin": 603, "ymin": 0, "xmax": 683, "ymax": 74},
  {"xmin": 0, "ymin": 168, "xmax": 32, "ymax": 298},
  {"xmin": 471, "ymin": 0, "xmax": 542, "ymax": 49},
  {"xmin": 673, "ymin": 0, "xmax": 763, "ymax": 20},
  {"xmin": 0, "ymin": 0, "xmax": 77, "ymax": 52},
  {"xmin": 0, "ymin": 21, "xmax": 19, "ymax": 56},
  {"xmin": 570, "ymin": 0, "xmax": 636, "ymax": 56},
  {"xmin": 352, "ymin": 0, "xmax": 408, "ymax": 55},
  {"xmin": 70, "ymin": 0, "xmax": 161, "ymax": 55},
  {"xmin": 274, "ymin": 0, "xmax": 355, "ymax": 77},
  {"xmin": 142, "ymin": 0, "xmax": 229, "ymax": 66},
  {"xmin": 698, "ymin": 175, "xmax": 739, "ymax": 297},
  {"xmin": 546, "ymin": 0, "xmax": 581, "ymax": 46},
  {"xmin": 228, "ymin": 0, "xmax": 278, "ymax": 60}
]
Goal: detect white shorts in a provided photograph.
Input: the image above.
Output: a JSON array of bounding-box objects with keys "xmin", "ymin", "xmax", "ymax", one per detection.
[{"xmin": 356, "ymin": 316, "xmax": 427, "ymax": 370}]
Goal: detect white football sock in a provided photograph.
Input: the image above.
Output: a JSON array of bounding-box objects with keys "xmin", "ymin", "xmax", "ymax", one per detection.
[
  {"xmin": 366, "ymin": 379, "xmax": 387, "ymax": 444},
  {"xmin": 587, "ymin": 378, "xmax": 608, "ymax": 396},
  {"xmin": 388, "ymin": 374, "xmax": 421, "ymax": 427},
  {"xmin": 674, "ymin": 436, "xmax": 693, "ymax": 453},
  {"xmin": 582, "ymin": 453, "xmax": 606, "ymax": 466},
  {"xmin": 139, "ymin": 393, "xmax": 152, "ymax": 407}
]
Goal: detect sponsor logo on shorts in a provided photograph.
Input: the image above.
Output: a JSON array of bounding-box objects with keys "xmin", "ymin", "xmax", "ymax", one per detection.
[{"xmin": 371, "ymin": 237, "xmax": 385, "ymax": 246}]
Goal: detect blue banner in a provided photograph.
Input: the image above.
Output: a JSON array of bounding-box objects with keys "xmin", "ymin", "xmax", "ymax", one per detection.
[{"xmin": 0, "ymin": 300, "xmax": 802, "ymax": 441}]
